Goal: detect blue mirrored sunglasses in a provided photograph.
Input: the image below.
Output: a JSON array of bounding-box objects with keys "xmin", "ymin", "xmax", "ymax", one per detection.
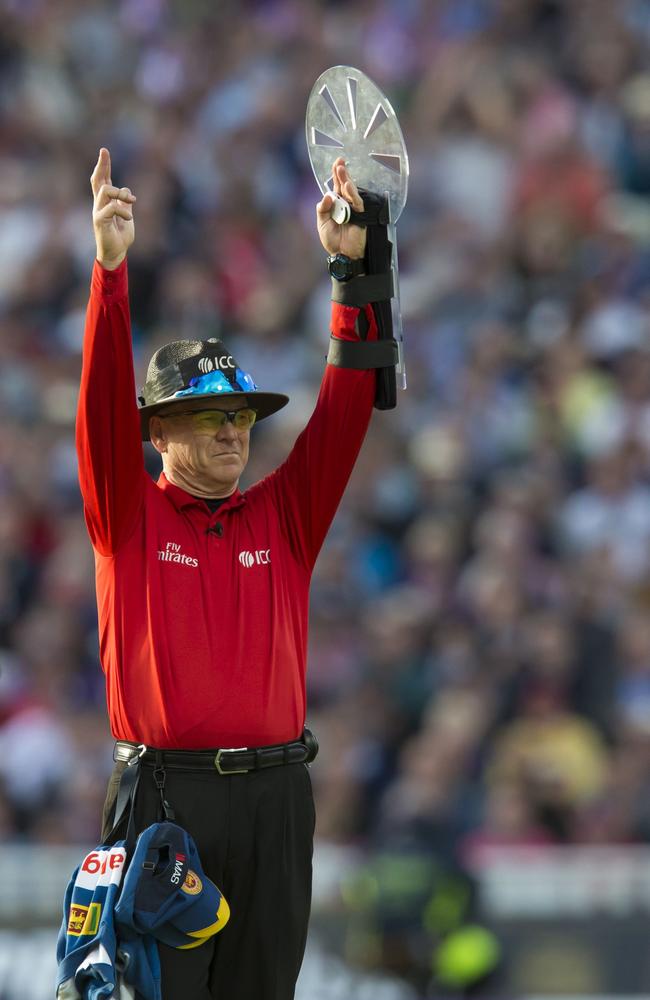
[{"xmin": 174, "ymin": 368, "xmax": 258, "ymax": 399}]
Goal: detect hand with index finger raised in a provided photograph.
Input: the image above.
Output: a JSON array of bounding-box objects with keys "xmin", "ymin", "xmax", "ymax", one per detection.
[{"xmin": 91, "ymin": 148, "xmax": 136, "ymax": 271}]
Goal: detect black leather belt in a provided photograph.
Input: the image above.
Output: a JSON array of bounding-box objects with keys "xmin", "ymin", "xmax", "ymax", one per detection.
[{"xmin": 113, "ymin": 728, "xmax": 318, "ymax": 775}]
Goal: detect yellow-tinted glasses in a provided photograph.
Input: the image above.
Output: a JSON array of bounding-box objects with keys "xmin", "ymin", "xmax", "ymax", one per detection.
[{"xmin": 168, "ymin": 408, "xmax": 257, "ymax": 432}]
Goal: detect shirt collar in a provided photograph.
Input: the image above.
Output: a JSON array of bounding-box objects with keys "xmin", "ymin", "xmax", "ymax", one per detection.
[{"xmin": 157, "ymin": 473, "xmax": 246, "ymax": 513}]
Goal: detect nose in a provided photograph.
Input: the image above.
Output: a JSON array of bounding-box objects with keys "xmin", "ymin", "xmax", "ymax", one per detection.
[{"xmin": 216, "ymin": 419, "xmax": 238, "ymax": 442}]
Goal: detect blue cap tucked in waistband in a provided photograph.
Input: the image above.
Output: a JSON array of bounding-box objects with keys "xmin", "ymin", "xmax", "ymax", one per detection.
[{"xmin": 115, "ymin": 822, "xmax": 229, "ymax": 950}]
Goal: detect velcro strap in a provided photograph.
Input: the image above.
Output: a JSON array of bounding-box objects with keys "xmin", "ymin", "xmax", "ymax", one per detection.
[
  {"xmin": 111, "ymin": 761, "xmax": 140, "ymax": 832},
  {"xmin": 331, "ymin": 272, "xmax": 393, "ymax": 307},
  {"xmin": 327, "ymin": 336, "xmax": 398, "ymax": 370},
  {"xmin": 348, "ymin": 189, "xmax": 390, "ymax": 228}
]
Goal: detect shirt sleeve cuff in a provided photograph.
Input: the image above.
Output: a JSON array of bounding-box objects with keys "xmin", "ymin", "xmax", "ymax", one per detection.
[
  {"xmin": 330, "ymin": 302, "xmax": 378, "ymax": 342},
  {"xmin": 91, "ymin": 258, "xmax": 128, "ymax": 299}
]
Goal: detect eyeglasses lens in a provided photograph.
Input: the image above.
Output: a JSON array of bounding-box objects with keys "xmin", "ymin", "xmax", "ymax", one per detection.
[{"xmin": 191, "ymin": 409, "xmax": 257, "ymax": 431}]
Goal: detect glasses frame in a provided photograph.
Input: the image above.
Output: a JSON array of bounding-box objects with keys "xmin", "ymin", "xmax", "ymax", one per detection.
[{"xmin": 159, "ymin": 407, "xmax": 258, "ymax": 431}]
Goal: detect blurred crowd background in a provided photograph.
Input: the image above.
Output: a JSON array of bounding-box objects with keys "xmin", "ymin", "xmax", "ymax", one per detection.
[{"xmin": 2, "ymin": 0, "xmax": 650, "ymax": 992}]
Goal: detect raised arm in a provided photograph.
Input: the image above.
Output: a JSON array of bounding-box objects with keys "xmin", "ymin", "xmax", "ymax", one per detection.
[
  {"xmin": 260, "ymin": 158, "xmax": 379, "ymax": 568},
  {"xmin": 75, "ymin": 149, "xmax": 145, "ymax": 555}
]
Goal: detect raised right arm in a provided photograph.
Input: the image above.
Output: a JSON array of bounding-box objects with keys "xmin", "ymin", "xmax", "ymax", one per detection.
[{"xmin": 75, "ymin": 149, "xmax": 144, "ymax": 555}]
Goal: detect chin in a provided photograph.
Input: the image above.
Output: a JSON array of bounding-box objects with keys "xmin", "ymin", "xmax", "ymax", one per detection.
[
  {"xmin": 211, "ymin": 459, "xmax": 242, "ymax": 476},
  {"xmin": 207, "ymin": 464, "xmax": 241, "ymax": 488},
  {"xmin": 203, "ymin": 478, "xmax": 238, "ymax": 497}
]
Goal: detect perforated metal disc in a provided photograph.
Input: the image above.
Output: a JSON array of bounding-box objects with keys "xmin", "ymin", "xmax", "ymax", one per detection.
[{"xmin": 306, "ymin": 65, "xmax": 409, "ymax": 223}]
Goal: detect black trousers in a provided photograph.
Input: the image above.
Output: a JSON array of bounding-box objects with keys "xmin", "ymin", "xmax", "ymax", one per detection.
[{"xmin": 102, "ymin": 758, "xmax": 316, "ymax": 1000}]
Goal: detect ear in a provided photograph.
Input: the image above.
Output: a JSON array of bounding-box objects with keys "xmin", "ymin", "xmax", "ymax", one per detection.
[{"xmin": 149, "ymin": 415, "xmax": 167, "ymax": 454}]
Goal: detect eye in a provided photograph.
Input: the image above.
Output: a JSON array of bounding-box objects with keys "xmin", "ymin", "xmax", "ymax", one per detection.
[
  {"xmin": 233, "ymin": 409, "xmax": 257, "ymax": 430},
  {"xmin": 192, "ymin": 412, "xmax": 227, "ymax": 431}
]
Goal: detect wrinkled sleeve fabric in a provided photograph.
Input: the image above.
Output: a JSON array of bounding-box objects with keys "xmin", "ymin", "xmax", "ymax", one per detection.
[
  {"xmin": 261, "ymin": 301, "xmax": 378, "ymax": 570},
  {"xmin": 75, "ymin": 260, "xmax": 145, "ymax": 555}
]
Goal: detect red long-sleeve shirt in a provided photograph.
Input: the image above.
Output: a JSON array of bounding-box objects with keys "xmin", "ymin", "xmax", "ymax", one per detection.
[{"xmin": 76, "ymin": 260, "xmax": 376, "ymax": 749}]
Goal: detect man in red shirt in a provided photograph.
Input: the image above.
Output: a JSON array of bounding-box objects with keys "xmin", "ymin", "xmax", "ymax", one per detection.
[{"xmin": 77, "ymin": 147, "xmax": 386, "ymax": 1000}]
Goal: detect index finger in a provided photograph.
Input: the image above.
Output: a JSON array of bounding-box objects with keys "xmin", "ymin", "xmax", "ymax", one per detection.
[
  {"xmin": 90, "ymin": 147, "xmax": 112, "ymax": 195},
  {"xmin": 335, "ymin": 161, "xmax": 364, "ymax": 213}
]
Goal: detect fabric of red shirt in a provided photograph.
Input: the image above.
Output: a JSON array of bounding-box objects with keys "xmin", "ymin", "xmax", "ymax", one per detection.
[{"xmin": 76, "ymin": 260, "xmax": 377, "ymax": 749}]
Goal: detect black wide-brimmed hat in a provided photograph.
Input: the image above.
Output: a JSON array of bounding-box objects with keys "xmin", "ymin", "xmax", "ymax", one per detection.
[{"xmin": 138, "ymin": 338, "xmax": 289, "ymax": 441}]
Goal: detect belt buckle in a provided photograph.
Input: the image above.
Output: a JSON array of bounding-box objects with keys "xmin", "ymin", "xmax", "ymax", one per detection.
[
  {"xmin": 214, "ymin": 746, "xmax": 249, "ymax": 776},
  {"xmin": 129, "ymin": 743, "xmax": 147, "ymax": 765},
  {"xmin": 113, "ymin": 742, "xmax": 147, "ymax": 765}
]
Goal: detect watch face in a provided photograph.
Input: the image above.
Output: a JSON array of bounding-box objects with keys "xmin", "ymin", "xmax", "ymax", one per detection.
[
  {"xmin": 329, "ymin": 254, "xmax": 359, "ymax": 281},
  {"xmin": 330, "ymin": 256, "xmax": 349, "ymax": 280}
]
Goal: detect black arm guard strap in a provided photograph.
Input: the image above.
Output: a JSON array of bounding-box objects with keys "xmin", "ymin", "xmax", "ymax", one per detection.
[
  {"xmin": 331, "ymin": 272, "xmax": 393, "ymax": 308},
  {"xmin": 329, "ymin": 189, "xmax": 397, "ymax": 410},
  {"xmin": 347, "ymin": 195, "xmax": 390, "ymax": 228},
  {"xmin": 327, "ymin": 337, "xmax": 398, "ymax": 370}
]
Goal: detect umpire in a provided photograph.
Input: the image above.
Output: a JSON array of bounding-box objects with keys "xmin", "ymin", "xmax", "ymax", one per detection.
[{"xmin": 77, "ymin": 148, "xmax": 383, "ymax": 1000}]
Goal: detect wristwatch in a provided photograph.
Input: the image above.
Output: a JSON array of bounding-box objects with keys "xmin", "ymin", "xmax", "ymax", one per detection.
[{"xmin": 327, "ymin": 253, "xmax": 365, "ymax": 282}]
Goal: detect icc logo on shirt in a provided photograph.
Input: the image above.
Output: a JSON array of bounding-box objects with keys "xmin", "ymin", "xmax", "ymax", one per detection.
[{"xmin": 239, "ymin": 550, "xmax": 271, "ymax": 568}]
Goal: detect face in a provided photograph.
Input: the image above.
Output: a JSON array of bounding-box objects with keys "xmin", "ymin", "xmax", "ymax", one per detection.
[{"xmin": 149, "ymin": 402, "xmax": 254, "ymax": 497}]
